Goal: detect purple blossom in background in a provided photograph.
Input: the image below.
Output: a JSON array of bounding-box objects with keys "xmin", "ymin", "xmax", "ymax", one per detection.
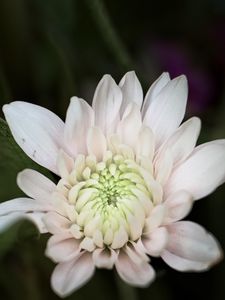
[{"xmin": 151, "ymin": 40, "xmax": 215, "ymax": 114}]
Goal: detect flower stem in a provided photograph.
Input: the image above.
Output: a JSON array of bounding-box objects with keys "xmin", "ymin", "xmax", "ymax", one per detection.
[
  {"xmin": 85, "ymin": 0, "xmax": 133, "ymax": 70},
  {"xmin": 115, "ymin": 274, "xmax": 139, "ymax": 300}
]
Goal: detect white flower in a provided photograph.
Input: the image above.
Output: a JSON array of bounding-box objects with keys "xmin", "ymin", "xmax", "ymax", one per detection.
[{"xmin": 1, "ymin": 71, "xmax": 224, "ymax": 297}]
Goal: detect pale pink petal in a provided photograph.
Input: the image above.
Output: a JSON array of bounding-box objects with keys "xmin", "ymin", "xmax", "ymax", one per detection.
[
  {"xmin": 142, "ymin": 72, "xmax": 170, "ymax": 117},
  {"xmin": 156, "ymin": 117, "xmax": 201, "ymax": 167},
  {"xmin": 161, "ymin": 221, "xmax": 222, "ymax": 271},
  {"xmin": 86, "ymin": 127, "xmax": 107, "ymax": 161},
  {"xmin": 115, "ymin": 251, "xmax": 155, "ymax": 287},
  {"xmin": 143, "ymin": 227, "xmax": 169, "ymax": 257},
  {"xmin": 143, "ymin": 75, "xmax": 188, "ymax": 147},
  {"xmin": 56, "ymin": 150, "xmax": 74, "ymax": 179},
  {"xmin": 163, "ymin": 190, "xmax": 193, "ymax": 224},
  {"xmin": 43, "ymin": 212, "xmax": 71, "ymax": 234},
  {"xmin": 136, "ymin": 126, "xmax": 155, "ymax": 160},
  {"xmin": 0, "ymin": 212, "xmax": 47, "ymax": 233},
  {"xmin": 46, "ymin": 233, "xmax": 80, "ymax": 263},
  {"xmin": 3, "ymin": 101, "xmax": 64, "ymax": 174},
  {"xmin": 144, "ymin": 204, "xmax": 166, "ymax": 234},
  {"xmin": 51, "ymin": 253, "xmax": 95, "ymax": 297},
  {"xmin": 0, "ymin": 198, "xmax": 52, "ymax": 215},
  {"xmin": 165, "ymin": 140, "xmax": 225, "ymax": 200},
  {"xmin": 92, "ymin": 75, "xmax": 122, "ymax": 135},
  {"xmin": 119, "ymin": 71, "xmax": 143, "ymax": 115},
  {"xmin": 92, "ymin": 248, "xmax": 118, "ymax": 269},
  {"xmin": 17, "ymin": 169, "xmax": 56, "ymax": 202},
  {"xmin": 117, "ymin": 103, "xmax": 142, "ymax": 149},
  {"xmin": 64, "ymin": 97, "xmax": 94, "ymax": 156}
]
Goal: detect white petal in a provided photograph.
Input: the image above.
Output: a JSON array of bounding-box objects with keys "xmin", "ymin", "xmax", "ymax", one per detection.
[
  {"xmin": 119, "ymin": 71, "xmax": 143, "ymax": 115},
  {"xmin": 156, "ymin": 117, "xmax": 201, "ymax": 167},
  {"xmin": 115, "ymin": 252, "xmax": 155, "ymax": 287},
  {"xmin": 163, "ymin": 190, "xmax": 193, "ymax": 224},
  {"xmin": 43, "ymin": 212, "xmax": 71, "ymax": 234},
  {"xmin": 0, "ymin": 212, "xmax": 47, "ymax": 233},
  {"xmin": 17, "ymin": 169, "xmax": 56, "ymax": 202},
  {"xmin": 154, "ymin": 148, "xmax": 173, "ymax": 185},
  {"xmin": 111, "ymin": 226, "xmax": 129, "ymax": 249},
  {"xmin": 64, "ymin": 97, "xmax": 94, "ymax": 156},
  {"xmin": 86, "ymin": 127, "xmax": 107, "ymax": 161},
  {"xmin": 142, "ymin": 72, "xmax": 170, "ymax": 117},
  {"xmin": 51, "ymin": 253, "xmax": 95, "ymax": 297},
  {"xmin": 144, "ymin": 204, "xmax": 166, "ymax": 233},
  {"xmin": 93, "ymin": 248, "xmax": 118, "ymax": 269},
  {"xmin": 0, "ymin": 197, "xmax": 52, "ymax": 215},
  {"xmin": 92, "ymin": 75, "xmax": 122, "ymax": 135},
  {"xmin": 136, "ymin": 126, "xmax": 155, "ymax": 160},
  {"xmin": 161, "ymin": 221, "xmax": 222, "ymax": 271},
  {"xmin": 3, "ymin": 101, "xmax": 64, "ymax": 174},
  {"xmin": 143, "ymin": 227, "xmax": 169, "ymax": 257},
  {"xmin": 56, "ymin": 150, "xmax": 74, "ymax": 179},
  {"xmin": 165, "ymin": 140, "xmax": 225, "ymax": 200},
  {"xmin": 117, "ymin": 103, "xmax": 142, "ymax": 149},
  {"xmin": 46, "ymin": 233, "xmax": 80, "ymax": 263},
  {"xmin": 143, "ymin": 75, "xmax": 188, "ymax": 147}
]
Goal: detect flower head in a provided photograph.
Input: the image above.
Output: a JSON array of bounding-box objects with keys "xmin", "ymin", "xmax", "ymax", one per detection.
[{"xmin": 1, "ymin": 71, "xmax": 224, "ymax": 297}]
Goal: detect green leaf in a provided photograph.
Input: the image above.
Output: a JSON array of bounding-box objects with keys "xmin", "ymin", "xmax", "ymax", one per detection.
[
  {"xmin": 0, "ymin": 219, "xmax": 40, "ymax": 259},
  {"xmin": 0, "ymin": 117, "xmax": 54, "ymax": 201}
]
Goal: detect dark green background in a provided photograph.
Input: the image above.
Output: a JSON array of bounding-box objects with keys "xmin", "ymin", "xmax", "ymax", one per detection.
[{"xmin": 0, "ymin": 0, "xmax": 225, "ymax": 299}]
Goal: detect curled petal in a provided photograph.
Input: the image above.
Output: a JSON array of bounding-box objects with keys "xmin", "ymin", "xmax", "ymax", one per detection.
[
  {"xmin": 0, "ymin": 212, "xmax": 47, "ymax": 233},
  {"xmin": 87, "ymin": 127, "xmax": 107, "ymax": 161},
  {"xmin": 119, "ymin": 71, "xmax": 143, "ymax": 115},
  {"xmin": 46, "ymin": 233, "xmax": 80, "ymax": 263},
  {"xmin": 92, "ymin": 75, "xmax": 122, "ymax": 135},
  {"xmin": 17, "ymin": 169, "xmax": 56, "ymax": 202},
  {"xmin": 64, "ymin": 97, "xmax": 94, "ymax": 156},
  {"xmin": 93, "ymin": 248, "xmax": 118, "ymax": 269},
  {"xmin": 117, "ymin": 103, "xmax": 142, "ymax": 149},
  {"xmin": 163, "ymin": 190, "xmax": 193, "ymax": 224},
  {"xmin": 115, "ymin": 251, "xmax": 155, "ymax": 287},
  {"xmin": 3, "ymin": 101, "xmax": 64, "ymax": 174},
  {"xmin": 51, "ymin": 252, "xmax": 95, "ymax": 297},
  {"xmin": 143, "ymin": 227, "xmax": 169, "ymax": 257},
  {"xmin": 142, "ymin": 72, "xmax": 171, "ymax": 117},
  {"xmin": 143, "ymin": 75, "xmax": 188, "ymax": 148},
  {"xmin": 161, "ymin": 221, "xmax": 222, "ymax": 271},
  {"xmin": 165, "ymin": 140, "xmax": 225, "ymax": 200}
]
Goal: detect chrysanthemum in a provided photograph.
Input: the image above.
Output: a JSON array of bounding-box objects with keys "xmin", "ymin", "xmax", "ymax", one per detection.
[{"xmin": 1, "ymin": 72, "xmax": 224, "ymax": 297}]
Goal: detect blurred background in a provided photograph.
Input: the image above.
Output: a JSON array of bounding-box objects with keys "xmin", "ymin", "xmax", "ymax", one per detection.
[{"xmin": 0, "ymin": 0, "xmax": 225, "ymax": 299}]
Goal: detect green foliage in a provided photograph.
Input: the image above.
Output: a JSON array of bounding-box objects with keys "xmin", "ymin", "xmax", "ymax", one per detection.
[{"xmin": 0, "ymin": 117, "xmax": 54, "ymax": 202}]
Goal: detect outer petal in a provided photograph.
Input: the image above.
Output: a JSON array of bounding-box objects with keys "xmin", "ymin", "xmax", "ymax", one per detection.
[
  {"xmin": 42, "ymin": 212, "xmax": 71, "ymax": 234},
  {"xmin": 143, "ymin": 227, "xmax": 169, "ymax": 257},
  {"xmin": 163, "ymin": 190, "xmax": 193, "ymax": 224},
  {"xmin": 161, "ymin": 221, "xmax": 222, "ymax": 271},
  {"xmin": 17, "ymin": 169, "xmax": 56, "ymax": 202},
  {"xmin": 143, "ymin": 75, "xmax": 188, "ymax": 147},
  {"xmin": 142, "ymin": 72, "xmax": 170, "ymax": 117},
  {"xmin": 0, "ymin": 198, "xmax": 52, "ymax": 215},
  {"xmin": 3, "ymin": 101, "xmax": 64, "ymax": 174},
  {"xmin": 117, "ymin": 103, "xmax": 142, "ymax": 149},
  {"xmin": 92, "ymin": 248, "xmax": 118, "ymax": 269},
  {"xmin": 86, "ymin": 127, "xmax": 107, "ymax": 161},
  {"xmin": 92, "ymin": 75, "xmax": 122, "ymax": 135},
  {"xmin": 0, "ymin": 212, "xmax": 47, "ymax": 233},
  {"xmin": 64, "ymin": 97, "xmax": 94, "ymax": 156},
  {"xmin": 115, "ymin": 251, "xmax": 155, "ymax": 287},
  {"xmin": 119, "ymin": 71, "xmax": 143, "ymax": 115},
  {"xmin": 156, "ymin": 117, "xmax": 201, "ymax": 167},
  {"xmin": 165, "ymin": 140, "xmax": 225, "ymax": 200},
  {"xmin": 46, "ymin": 233, "xmax": 81, "ymax": 263},
  {"xmin": 51, "ymin": 253, "xmax": 95, "ymax": 297}
]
